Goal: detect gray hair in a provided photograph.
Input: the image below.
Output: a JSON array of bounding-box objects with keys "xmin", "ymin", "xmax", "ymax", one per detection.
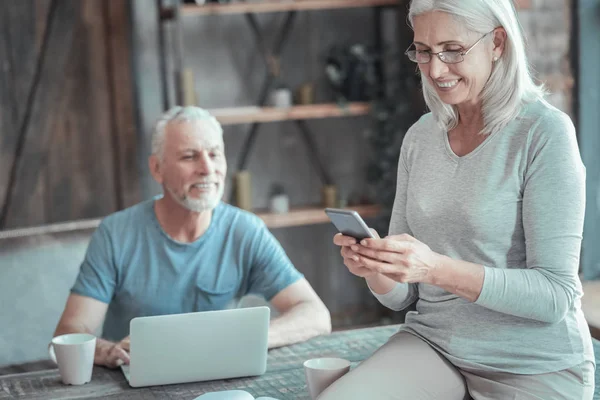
[
  {"xmin": 408, "ymin": 0, "xmax": 545, "ymax": 135},
  {"xmin": 151, "ymin": 106, "xmax": 223, "ymax": 159}
]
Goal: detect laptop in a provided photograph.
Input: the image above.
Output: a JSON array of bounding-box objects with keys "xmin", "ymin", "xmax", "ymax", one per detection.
[{"xmin": 121, "ymin": 306, "xmax": 270, "ymax": 387}]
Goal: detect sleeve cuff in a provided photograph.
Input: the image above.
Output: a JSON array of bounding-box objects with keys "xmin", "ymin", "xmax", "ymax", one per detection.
[
  {"xmin": 474, "ymin": 266, "xmax": 504, "ymax": 308},
  {"xmin": 368, "ymin": 282, "xmax": 410, "ymax": 310},
  {"xmin": 70, "ymin": 287, "xmax": 111, "ymax": 304},
  {"xmin": 263, "ymin": 271, "xmax": 304, "ymax": 302}
]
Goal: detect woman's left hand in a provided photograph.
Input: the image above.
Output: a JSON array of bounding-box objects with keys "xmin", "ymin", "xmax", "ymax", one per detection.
[{"xmin": 350, "ymin": 233, "xmax": 441, "ymax": 284}]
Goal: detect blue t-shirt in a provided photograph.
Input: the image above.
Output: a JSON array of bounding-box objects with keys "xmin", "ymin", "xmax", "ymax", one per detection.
[{"xmin": 71, "ymin": 199, "xmax": 303, "ymax": 341}]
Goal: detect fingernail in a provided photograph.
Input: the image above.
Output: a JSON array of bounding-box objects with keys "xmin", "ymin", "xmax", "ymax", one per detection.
[
  {"xmin": 351, "ymin": 245, "xmax": 358, "ymax": 251},
  {"xmin": 352, "ymin": 256, "xmax": 359, "ymax": 261},
  {"xmin": 361, "ymin": 240, "xmax": 368, "ymax": 246}
]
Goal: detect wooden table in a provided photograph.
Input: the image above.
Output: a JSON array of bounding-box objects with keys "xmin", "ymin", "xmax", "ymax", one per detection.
[
  {"xmin": 0, "ymin": 325, "xmax": 400, "ymax": 400},
  {"xmin": 2, "ymin": 324, "xmax": 599, "ymax": 400}
]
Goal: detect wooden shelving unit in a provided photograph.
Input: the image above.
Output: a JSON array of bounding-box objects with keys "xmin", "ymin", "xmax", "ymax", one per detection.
[
  {"xmin": 180, "ymin": 0, "xmax": 400, "ymax": 16},
  {"xmin": 157, "ymin": 0, "xmax": 408, "ymax": 229},
  {"xmin": 210, "ymin": 102, "xmax": 370, "ymax": 126},
  {"xmin": 257, "ymin": 204, "xmax": 382, "ymax": 229}
]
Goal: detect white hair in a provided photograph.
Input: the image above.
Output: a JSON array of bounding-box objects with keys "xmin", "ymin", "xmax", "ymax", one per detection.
[
  {"xmin": 151, "ymin": 106, "xmax": 223, "ymax": 159},
  {"xmin": 408, "ymin": 0, "xmax": 545, "ymax": 135}
]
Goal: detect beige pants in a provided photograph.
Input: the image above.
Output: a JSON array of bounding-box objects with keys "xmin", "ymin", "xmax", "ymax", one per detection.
[{"xmin": 318, "ymin": 332, "xmax": 595, "ymax": 400}]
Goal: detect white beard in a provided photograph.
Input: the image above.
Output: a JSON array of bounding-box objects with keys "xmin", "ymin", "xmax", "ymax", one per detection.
[{"xmin": 166, "ymin": 184, "xmax": 224, "ymax": 212}]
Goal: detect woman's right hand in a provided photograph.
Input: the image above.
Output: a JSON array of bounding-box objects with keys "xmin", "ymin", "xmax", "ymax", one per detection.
[
  {"xmin": 333, "ymin": 231, "xmax": 397, "ymax": 294},
  {"xmin": 333, "ymin": 232, "xmax": 380, "ymax": 278}
]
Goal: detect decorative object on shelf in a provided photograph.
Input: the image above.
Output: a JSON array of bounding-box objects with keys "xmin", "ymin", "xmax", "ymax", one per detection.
[
  {"xmin": 235, "ymin": 170, "xmax": 252, "ymax": 211},
  {"xmin": 181, "ymin": 67, "xmax": 196, "ymax": 106},
  {"xmin": 325, "ymin": 44, "xmax": 379, "ymax": 102},
  {"xmin": 296, "ymin": 82, "xmax": 315, "ymax": 105},
  {"xmin": 268, "ymin": 86, "xmax": 293, "ymax": 108},
  {"xmin": 321, "ymin": 184, "xmax": 338, "ymax": 208},
  {"xmin": 268, "ymin": 183, "xmax": 289, "ymax": 214}
]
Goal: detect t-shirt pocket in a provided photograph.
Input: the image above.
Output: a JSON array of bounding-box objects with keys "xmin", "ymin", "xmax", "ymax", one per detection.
[{"xmin": 193, "ymin": 266, "xmax": 240, "ymax": 310}]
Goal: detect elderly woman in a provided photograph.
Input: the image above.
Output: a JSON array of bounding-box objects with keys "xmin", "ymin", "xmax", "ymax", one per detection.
[{"xmin": 327, "ymin": 0, "xmax": 595, "ymax": 399}]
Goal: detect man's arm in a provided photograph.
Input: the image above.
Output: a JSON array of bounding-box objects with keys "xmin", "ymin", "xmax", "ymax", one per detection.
[
  {"xmin": 267, "ymin": 278, "xmax": 331, "ymax": 349},
  {"xmin": 54, "ymin": 293, "xmax": 130, "ymax": 368}
]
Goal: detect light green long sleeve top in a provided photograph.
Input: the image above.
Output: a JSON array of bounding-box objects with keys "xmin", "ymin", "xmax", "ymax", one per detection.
[{"xmin": 373, "ymin": 99, "xmax": 594, "ymax": 374}]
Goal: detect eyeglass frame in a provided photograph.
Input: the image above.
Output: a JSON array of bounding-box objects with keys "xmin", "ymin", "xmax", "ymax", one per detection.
[{"xmin": 405, "ymin": 29, "xmax": 497, "ymax": 64}]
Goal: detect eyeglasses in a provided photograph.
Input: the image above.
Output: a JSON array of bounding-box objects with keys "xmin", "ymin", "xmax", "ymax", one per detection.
[{"xmin": 405, "ymin": 30, "xmax": 495, "ymax": 64}]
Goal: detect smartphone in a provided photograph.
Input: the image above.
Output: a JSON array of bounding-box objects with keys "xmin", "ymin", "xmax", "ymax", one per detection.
[{"xmin": 324, "ymin": 208, "xmax": 376, "ymax": 240}]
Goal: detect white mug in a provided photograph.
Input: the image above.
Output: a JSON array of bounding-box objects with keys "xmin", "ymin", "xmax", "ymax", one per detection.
[
  {"xmin": 49, "ymin": 333, "xmax": 96, "ymax": 385},
  {"xmin": 303, "ymin": 357, "xmax": 351, "ymax": 399}
]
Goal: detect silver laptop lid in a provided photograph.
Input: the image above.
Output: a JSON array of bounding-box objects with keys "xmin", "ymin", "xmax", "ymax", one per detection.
[{"xmin": 127, "ymin": 306, "xmax": 270, "ymax": 387}]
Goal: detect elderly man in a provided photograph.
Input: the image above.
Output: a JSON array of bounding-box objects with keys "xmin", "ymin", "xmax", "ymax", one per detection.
[{"xmin": 54, "ymin": 106, "xmax": 331, "ymax": 368}]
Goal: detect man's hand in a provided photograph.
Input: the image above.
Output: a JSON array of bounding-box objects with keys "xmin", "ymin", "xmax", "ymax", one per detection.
[{"xmin": 95, "ymin": 337, "xmax": 130, "ymax": 368}]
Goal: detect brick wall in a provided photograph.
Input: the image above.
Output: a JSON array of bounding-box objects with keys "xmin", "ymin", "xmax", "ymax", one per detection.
[{"xmin": 518, "ymin": 0, "xmax": 574, "ymax": 115}]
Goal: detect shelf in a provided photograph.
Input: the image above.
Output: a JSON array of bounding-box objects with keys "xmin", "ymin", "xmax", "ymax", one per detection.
[
  {"xmin": 166, "ymin": 0, "xmax": 532, "ymax": 18},
  {"xmin": 0, "ymin": 204, "xmax": 382, "ymax": 238},
  {"xmin": 210, "ymin": 102, "xmax": 370, "ymax": 126},
  {"xmin": 179, "ymin": 0, "xmax": 400, "ymax": 17},
  {"xmin": 257, "ymin": 204, "xmax": 382, "ymax": 229}
]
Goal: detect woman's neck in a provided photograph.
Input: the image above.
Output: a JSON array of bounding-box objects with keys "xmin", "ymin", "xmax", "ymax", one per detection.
[{"xmin": 456, "ymin": 101, "xmax": 484, "ymax": 136}]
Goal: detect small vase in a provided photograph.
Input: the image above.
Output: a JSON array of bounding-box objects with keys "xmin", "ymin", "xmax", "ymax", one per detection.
[{"xmin": 269, "ymin": 194, "xmax": 289, "ymax": 214}]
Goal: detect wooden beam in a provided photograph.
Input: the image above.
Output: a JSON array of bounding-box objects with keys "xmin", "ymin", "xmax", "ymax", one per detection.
[
  {"xmin": 39, "ymin": 1, "xmax": 113, "ymax": 226},
  {"xmin": 105, "ymin": 0, "xmax": 141, "ymax": 209},
  {"xmin": 0, "ymin": 6, "xmax": 20, "ymax": 223},
  {"xmin": 1, "ymin": 0, "xmax": 81, "ymax": 229},
  {"xmin": 130, "ymin": 0, "xmax": 165, "ymax": 199},
  {"xmin": 210, "ymin": 103, "xmax": 371, "ymax": 126},
  {"xmin": 179, "ymin": 0, "xmax": 400, "ymax": 17},
  {"xmin": 43, "ymin": 0, "xmax": 118, "ymax": 225},
  {"xmin": 0, "ymin": 1, "xmax": 50, "ymax": 229}
]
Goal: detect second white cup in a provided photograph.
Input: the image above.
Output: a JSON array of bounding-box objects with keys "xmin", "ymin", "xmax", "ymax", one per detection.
[
  {"xmin": 303, "ymin": 357, "xmax": 351, "ymax": 399},
  {"xmin": 49, "ymin": 333, "xmax": 96, "ymax": 385}
]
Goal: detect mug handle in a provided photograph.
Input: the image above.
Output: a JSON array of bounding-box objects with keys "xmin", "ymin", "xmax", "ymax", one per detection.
[{"xmin": 48, "ymin": 342, "xmax": 57, "ymax": 364}]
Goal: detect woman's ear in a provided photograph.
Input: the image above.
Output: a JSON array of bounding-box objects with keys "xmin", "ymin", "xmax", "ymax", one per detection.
[{"xmin": 492, "ymin": 27, "xmax": 507, "ymax": 59}]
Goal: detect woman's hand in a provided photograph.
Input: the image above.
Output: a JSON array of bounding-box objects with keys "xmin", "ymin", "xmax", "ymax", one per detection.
[
  {"xmin": 333, "ymin": 231, "xmax": 397, "ymax": 294},
  {"xmin": 351, "ymin": 233, "xmax": 441, "ymax": 284},
  {"xmin": 333, "ymin": 231, "xmax": 380, "ymax": 278}
]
